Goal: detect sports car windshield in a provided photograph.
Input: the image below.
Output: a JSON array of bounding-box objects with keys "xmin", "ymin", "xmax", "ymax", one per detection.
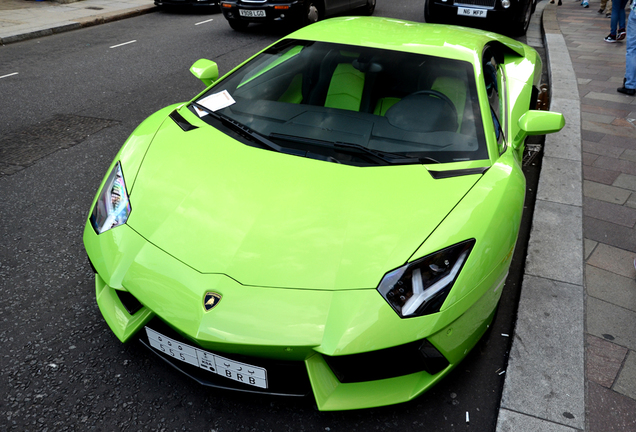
[{"xmin": 192, "ymin": 39, "xmax": 488, "ymax": 166}]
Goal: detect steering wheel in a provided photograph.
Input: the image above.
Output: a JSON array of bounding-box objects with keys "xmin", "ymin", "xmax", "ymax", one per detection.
[{"xmin": 409, "ymin": 90, "xmax": 458, "ymax": 119}]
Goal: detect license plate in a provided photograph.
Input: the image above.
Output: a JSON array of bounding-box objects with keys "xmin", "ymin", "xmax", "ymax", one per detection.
[
  {"xmin": 239, "ymin": 9, "xmax": 266, "ymax": 17},
  {"xmin": 145, "ymin": 328, "xmax": 268, "ymax": 389},
  {"xmin": 457, "ymin": 7, "xmax": 487, "ymax": 17}
]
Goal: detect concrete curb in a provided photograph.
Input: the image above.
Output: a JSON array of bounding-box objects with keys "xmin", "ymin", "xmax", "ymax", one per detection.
[
  {"xmin": 0, "ymin": 23, "xmax": 80, "ymax": 45},
  {"xmin": 0, "ymin": 4, "xmax": 157, "ymax": 45},
  {"xmin": 496, "ymin": 3, "xmax": 585, "ymax": 431},
  {"xmin": 75, "ymin": 4, "xmax": 158, "ymax": 27}
]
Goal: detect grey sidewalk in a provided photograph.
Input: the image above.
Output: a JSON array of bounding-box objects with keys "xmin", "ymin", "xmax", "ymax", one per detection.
[
  {"xmin": 566, "ymin": 1, "xmax": 636, "ymax": 429},
  {"xmin": 498, "ymin": 2, "xmax": 636, "ymax": 431},
  {"xmin": 0, "ymin": 0, "xmax": 156, "ymax": 45}
]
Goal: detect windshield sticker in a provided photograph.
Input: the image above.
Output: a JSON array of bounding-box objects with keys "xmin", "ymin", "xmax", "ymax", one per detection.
[{"xmin": 198, "ymin": 90, "xmax": 236, "ymax": 113}]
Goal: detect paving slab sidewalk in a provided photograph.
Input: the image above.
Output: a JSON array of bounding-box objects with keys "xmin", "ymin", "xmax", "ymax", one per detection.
[
  {"xmin": 498, "ymin": 2, "xmax": 636, "ymax": 431},
  {"xmin": 0, "ymin": 0, "xmax": 156, "ymax": 45},
  {"xmin": 557, "ymin": 2, "xmax": 636, "ymax": 430}
]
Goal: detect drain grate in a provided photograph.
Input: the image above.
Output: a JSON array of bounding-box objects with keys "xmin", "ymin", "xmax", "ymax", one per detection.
[
  {"xmin": 0, "ymin": 114, "xmax": 118, "ymax": 177},
  {"xmin": 523, "ymin": 143, "xmax": 542, "ymax": 167}
]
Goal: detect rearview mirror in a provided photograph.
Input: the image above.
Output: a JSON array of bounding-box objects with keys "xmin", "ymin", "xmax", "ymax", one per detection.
[
  {"xmin": 513, "ymin": 110, "xmax": 565, "ymax": 149},
  {"xmin": 190, "ymin": 59, "xmax": 219, "ymax": 87}
]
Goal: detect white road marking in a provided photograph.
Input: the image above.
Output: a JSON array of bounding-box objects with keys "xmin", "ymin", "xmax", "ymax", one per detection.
[
  {"xmin": 109, "ymin": 40, "xmax": 137, "ymax": 49},
  {"xmin": 195, "ymin": 18, "xmax": 214, "ymax": 25},
  {"xmin": 0, "ymin": 72, "xmax": 19, "ymax": 79}
]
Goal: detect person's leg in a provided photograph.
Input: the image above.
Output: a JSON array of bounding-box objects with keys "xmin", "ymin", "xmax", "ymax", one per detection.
[
  {"xmin": 624, "ymin": 11, "xmax": 636, "ymax": 90},
  {"xmin": 618, "ymin": 0, "xmax": 629, "ymax": 33},
  {"xmin": 610, "ymin": 0, "xmax": 620, "ymax": 35}
]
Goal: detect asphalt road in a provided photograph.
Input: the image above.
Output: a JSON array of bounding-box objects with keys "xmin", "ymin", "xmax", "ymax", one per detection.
[{"xmin": 0, "ymin": 2, "xmax": 541, "ymax": 430}]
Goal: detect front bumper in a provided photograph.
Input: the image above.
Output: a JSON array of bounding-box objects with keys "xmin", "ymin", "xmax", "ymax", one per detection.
[
  {"xmin": 220, "ymin": 1, "xmax": 304, "ymax": 23},
  {"xmin": 84, "ymin": 222, "xmax": 506, "ymax": 410}
]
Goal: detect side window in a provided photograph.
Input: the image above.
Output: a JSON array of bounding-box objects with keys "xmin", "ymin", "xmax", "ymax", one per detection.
[{"xmin": 483, "ymin": 49, "xmax": 506, "ymax": 154}]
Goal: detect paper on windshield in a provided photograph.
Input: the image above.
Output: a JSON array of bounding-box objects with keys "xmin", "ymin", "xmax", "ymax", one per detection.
[{"xmin": 197, "ymin": 90, "xmax": 236, "ymax": 115}]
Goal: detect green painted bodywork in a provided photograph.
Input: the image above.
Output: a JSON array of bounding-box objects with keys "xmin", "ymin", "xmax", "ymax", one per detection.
[
  {"xmin": 84, "ymin": 17, "xmax": 564, "ymax": 411},
  {"xmin": 190, "ymin": 59, "xmax": 218, "ymax": 87},
  {"xmin": 127, "ymin": 112, "xmax": 482, "ymax": 290}
]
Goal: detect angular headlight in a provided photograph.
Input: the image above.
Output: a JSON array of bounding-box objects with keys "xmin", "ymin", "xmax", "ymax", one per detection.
[
  {"xmin": 90, "ymin": 161, "xmax": 131, "ymax": 234},
  {"xmin": 377, "ymin": 240, "xmax": 475, "ymax": 318}
]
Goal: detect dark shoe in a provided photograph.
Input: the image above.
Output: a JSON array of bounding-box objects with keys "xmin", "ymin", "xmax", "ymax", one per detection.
[
  {"xmin": 598, "ymin": 8, "xmax": 604, "ymax": 13},
  {"xmin": 558, "ymin": 0, "xmax": 562, "ymax": 4},
  {"xmin": 605, "ymin": 33, "xmax": 618, "ymax": 42},
  {"xmin": 606, "ymin": 12, "xmax": 611, "ymax": 17},
  {"xmin": 617, "ymin": 86, "xmax": 636, "ymax": 95},
  {"xmin": 618, "ymin": 28, "xmax": 626, "ymax": 40}
]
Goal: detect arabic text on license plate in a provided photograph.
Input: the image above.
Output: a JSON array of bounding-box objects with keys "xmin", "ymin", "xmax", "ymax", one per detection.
[
  {"xmin": 145, "ymin": 328, "xmax": 268, "ymax": 389},
  {"xmin": 239, "ymin": 9, "xmax": 266, "ymax": 17},
  {"xmin": 457, "ymin": 7, "xmax": 487, "ymax": 17}
]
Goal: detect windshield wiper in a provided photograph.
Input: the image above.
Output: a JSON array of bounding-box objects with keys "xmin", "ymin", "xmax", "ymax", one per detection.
[
  {"xmin": 191, "ymin": 102, "xmax": 303, "ymax": 156},
  {"xmin": 332, "ymin": 142, "xmax": 440, "ymax": 165},
  {"xmin": 268, "ymin": 133, "xmax": 442, "ymax": 165},
  {"xmin": 407, "ymin": 155, "xmax": 441, "ymax": 164}
]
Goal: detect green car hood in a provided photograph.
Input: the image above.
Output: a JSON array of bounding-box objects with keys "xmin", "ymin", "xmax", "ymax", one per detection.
[{"xmin": 126, "ymin": 115, "xmax": 483, "ymax": 290}]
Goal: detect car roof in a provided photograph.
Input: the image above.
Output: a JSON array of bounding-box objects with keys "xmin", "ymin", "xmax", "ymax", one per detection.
[{"xmin": 286, "ymin": 17, "xmax": 527, "ymax": 64}]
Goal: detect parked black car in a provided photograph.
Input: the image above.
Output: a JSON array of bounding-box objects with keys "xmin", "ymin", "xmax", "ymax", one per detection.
[
  {"xmin": 220, "ymin": 0, "xmax": 376, "ymax": 30},
  {"xmin": 155, "ymin": 0, "xmax": 219, "ymax": 8},
  {"xmin": 424, "ymin": 0, "xmax": 535, "ymax": 36}
]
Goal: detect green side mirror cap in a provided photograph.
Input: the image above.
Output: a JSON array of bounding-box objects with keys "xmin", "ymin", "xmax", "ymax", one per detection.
[
  {"xmin": 190, "ymin": 59, "xmax": 219, "ymax": 87},
  {"xmin": 518, "ymin": 110, "xmax": 565, "ymax": 135},
  {"xmin": 512, "ymin": 110, "xmax": 565, "ymax": 150}
]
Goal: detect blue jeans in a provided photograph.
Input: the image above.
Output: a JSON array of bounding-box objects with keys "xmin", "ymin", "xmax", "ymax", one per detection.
[
  {"xmin": 611, "ymin": 0, "xmax": 629, "ymax": 35},
  {"xmin": 626, "ymin": 9, "xmax": 636, "ymax": 89}
]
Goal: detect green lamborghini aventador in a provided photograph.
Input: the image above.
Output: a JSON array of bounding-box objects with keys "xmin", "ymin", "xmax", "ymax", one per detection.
[{"xmin": 83, "ymin": 17, "xmax": 564, "ymax": 411}]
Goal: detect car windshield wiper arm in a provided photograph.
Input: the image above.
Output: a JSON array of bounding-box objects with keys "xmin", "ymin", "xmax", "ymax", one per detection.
[
  {"xmin": 268, "ymin": 133, "xmax": 441, "ymax": 165},
  {"xmin": 333, "ymin": 142, "xmax": 440, "ymax": 165},
  {"xmin": 270, "ymin": 133, "xmax": 425, "ymax": 165},
  {"xmin": 192, "ymin": 102, "xmax": 298, "ymax": 155},
  {"xmin": 269, "ymin": 133, "xmax": 390, "ymax": 165},
  {"xmin": 410, "ymin": 155, "xmax": 441, "ymax": 164}
]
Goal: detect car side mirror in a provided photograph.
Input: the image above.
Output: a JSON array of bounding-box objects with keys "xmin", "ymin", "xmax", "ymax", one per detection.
[
  {"xmin": 512, "ymin": 110, "xmax": 565, "ymax": 149},
  {"xmin": 190, "ymin": 59, "xmax": 219, "ymax": 87}
]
